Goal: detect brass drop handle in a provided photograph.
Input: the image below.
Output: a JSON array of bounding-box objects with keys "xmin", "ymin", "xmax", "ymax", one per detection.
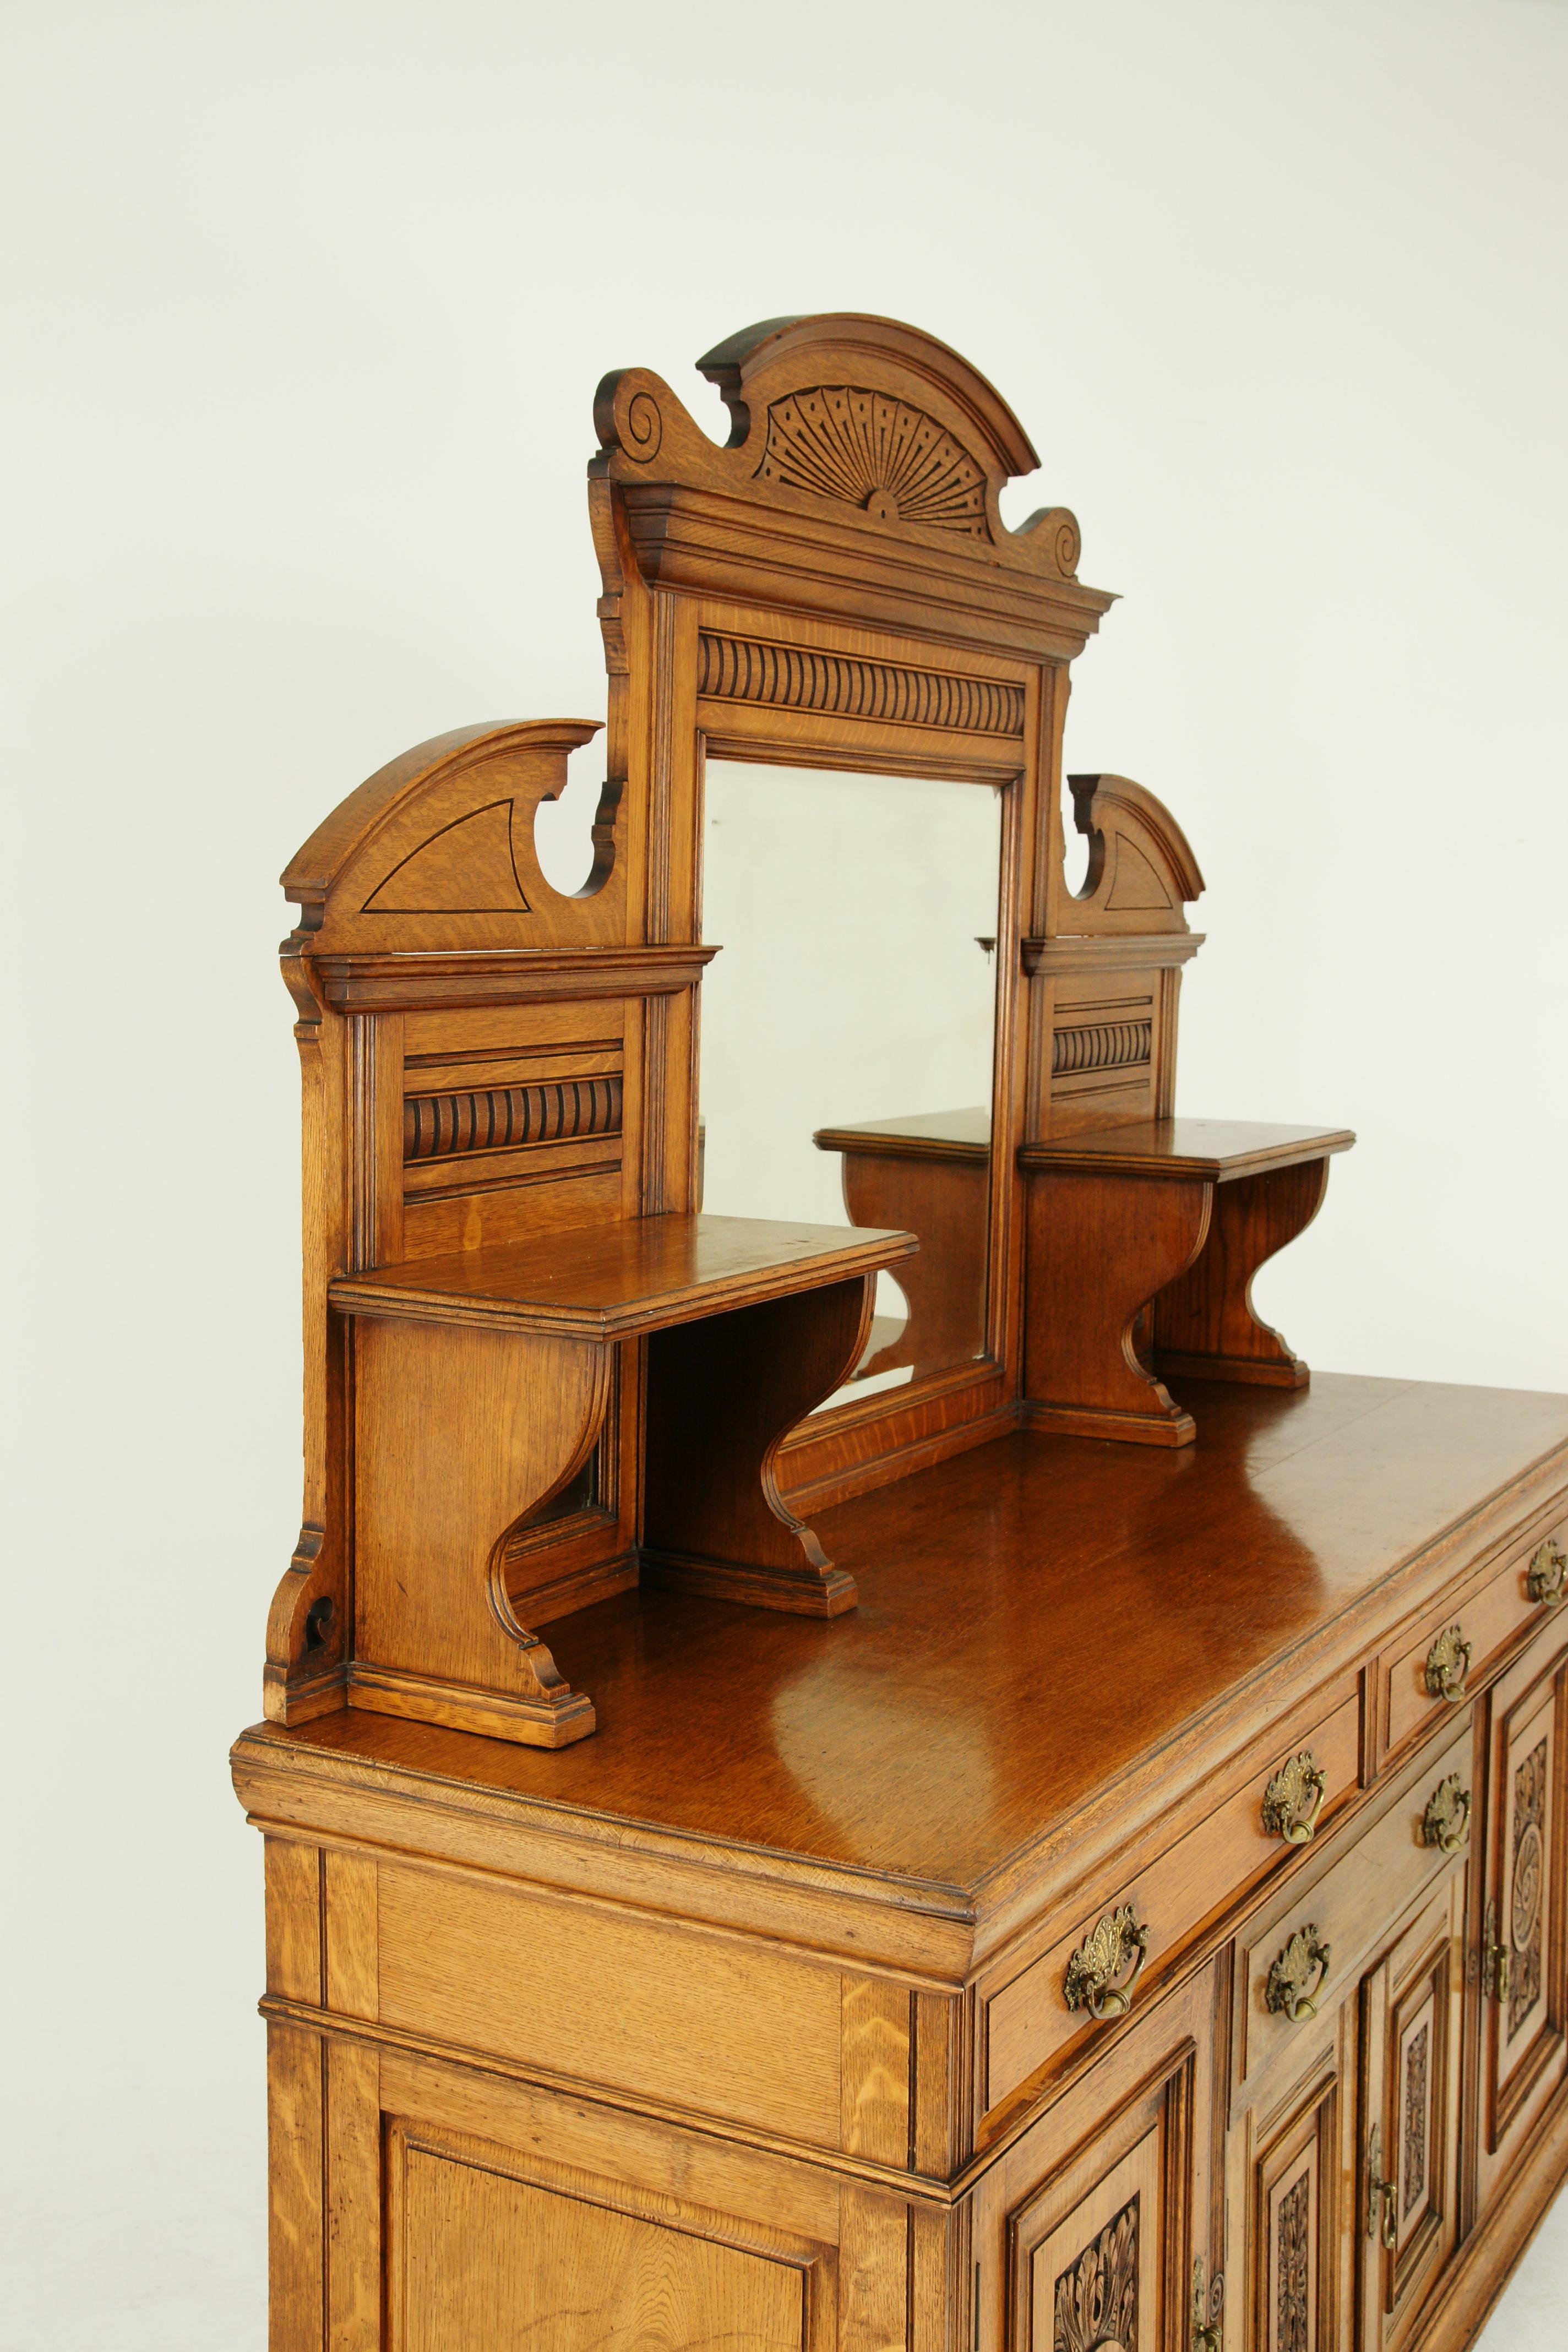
[
  {"xmin": 1421, "ymin": 1773, "xmax": 1472, "ymax": 1855},
  {"xmin": 1064, "ymin": 1904, "xmax": 1150, "ymax": 2022},
  {"xmin": 1527, "ymin": 1539, "xmax": 1567, "ymax": 1609},
  {"xmin": 1192, "ymin": 2256, "xmax": 1223, "ymax": 2351},
  {"xmin": 1262, "ymin": 1750, "xmax": 1327, "ymax": 1846},
  {"xmin": 1265, "ymin": 1924, "xmax": 1331, "ymax": 2023},
  {"xmin": 1483, "ymin": 1901, "xmax": 1511, "ymax": 2005},
  {"xmin": 1424, "ymin": 1624, "xmax": 1472, "ymax": 1705},
  {"xmin": 1367, "ymin": 2127, "xmax": 1397, "ymax": 2252}
]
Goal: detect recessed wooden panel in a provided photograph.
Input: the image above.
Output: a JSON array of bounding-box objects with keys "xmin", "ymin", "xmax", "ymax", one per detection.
[
  {"xmin": 377, "ymin": 1864, "xmax": 842, "ymax": 2147},
  {"xmin": 398, "ymin": 998, "xmax": 635, "ymax": 1254},
  {"xmin": 393, "ymin": 2133, "xmax": 811, "ymax": 2352}
]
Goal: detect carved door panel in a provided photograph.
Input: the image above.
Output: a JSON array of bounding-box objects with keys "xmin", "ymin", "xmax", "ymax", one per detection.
[
  {"xmin": 977, "ymin": 1962, "xmax": 1226, "ymax": 2352},
  {"xmin": 1474, "ymin": 1618, "xmax": 1568, "ymax": 2218},
  {"xmin": 1356, "ymin": 1870, "xmax": 1466, "ymax": 2352},
  {"xmin": 1231, "ymin": 2000, "xmax": 1356, "ymax": 2352},
  {"xmin": 1228, "ymin": 1894, "xmax": 1362, "ymax": 2352}
]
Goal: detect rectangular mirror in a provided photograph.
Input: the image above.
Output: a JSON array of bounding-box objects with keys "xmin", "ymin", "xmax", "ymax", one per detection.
[{"xmin": 699, "ymin": 761, "xmax": 1002, "ymax": 1412}]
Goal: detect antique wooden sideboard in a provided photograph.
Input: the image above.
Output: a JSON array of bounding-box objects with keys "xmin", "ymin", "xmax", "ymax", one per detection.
[{"xmin": 233, "ymin": 315, "xmax": 1568, "ymax": 2352}]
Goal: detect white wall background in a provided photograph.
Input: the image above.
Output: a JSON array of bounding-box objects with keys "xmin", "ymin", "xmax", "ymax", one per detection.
[{"xmin": 3, "ymin": 3, "xmax": 1565, "ymax": 2344}]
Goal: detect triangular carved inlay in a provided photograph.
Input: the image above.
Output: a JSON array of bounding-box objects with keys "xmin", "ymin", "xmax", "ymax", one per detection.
[{"xmin": 363, "ymin": 800, "xmax": 531, "ymax": 915}]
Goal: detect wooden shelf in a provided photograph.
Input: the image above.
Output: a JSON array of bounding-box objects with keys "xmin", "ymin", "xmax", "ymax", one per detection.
[
  {"xmin": 1019, "ymin": 1116, "xmax": 1355, "ymax": 1182},
  {"xmin": 813, "ymin": 1107, "xmax": 991, "ymax": 1163},
  {"xmin": 330, "ymin": 1212, "xmax": 917, "ymax": 1341}
]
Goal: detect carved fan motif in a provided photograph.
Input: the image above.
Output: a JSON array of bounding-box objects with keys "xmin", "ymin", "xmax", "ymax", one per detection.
[{"xmin": 757, "ymin": 387, "xmax": 989, "ymax": 536}]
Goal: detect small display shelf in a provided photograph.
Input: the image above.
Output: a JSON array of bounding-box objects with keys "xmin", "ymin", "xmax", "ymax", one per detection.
[
  {"xmin": 324, "ymin": 1212, "xmax": 917, "ymax": 1747},
  {"xmin": 330, "ymin": 1211, "xmax": 915, "ymax": 1338},
  {"xmin": 1021, "ymin": 1117, "xmax": 1358, "ymax": 1446},
  {"xmin": 1018, "ymin": 1116, "xmax": 1355, "ymax": 1182}
]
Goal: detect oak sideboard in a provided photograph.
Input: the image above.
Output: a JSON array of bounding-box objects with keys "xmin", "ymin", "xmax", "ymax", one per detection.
[{"xmin": 233, "ymin": 313, "xmax": 1567, "ymax": 2352}]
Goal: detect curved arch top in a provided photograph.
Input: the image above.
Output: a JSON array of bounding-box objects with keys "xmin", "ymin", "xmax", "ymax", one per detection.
[
  {"xmin": 591, "ymin": 311, "xmax": 1109, "ymax": 624},
  {"xmin": 694, "ymin": 313, "xmax": 1041, "ymax": 480}
]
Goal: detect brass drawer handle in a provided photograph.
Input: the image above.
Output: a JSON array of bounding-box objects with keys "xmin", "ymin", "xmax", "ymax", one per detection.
[
  {"xmin": 1192, "ymin": 2257, "xmax": 1223, "ymax": 2351},
  {"xmin": 1422, "ymin": 1773, "xmax": 1472, "ymax": 1855},
  {"xmin": 1064, "ymin": 1903, "xmax": 1149, "ymax": 2021},
  {"xmin": 1367, "ymin": 2126, "xmax": 1398, "ymax": 2251},
  {"xmin": 1262, "ymin": 1749, "xmax": 1327, "ymax": 1845},
  {"xmin": 1265, "ymin": 1924, "xmax": 1331, "ymax": 2023},
  {"xmin": 1527, "ymin": 1539, "xmax": 1567, "ymax": 1609},
  {"xmin": 1424, "ymin": 1624, "xmax": 1472, "ymax": 1704}
]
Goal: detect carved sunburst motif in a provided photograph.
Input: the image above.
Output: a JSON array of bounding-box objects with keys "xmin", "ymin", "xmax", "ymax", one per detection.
[{"xmin": 757, "ymin": 386, "xmax": 990, "ymax": 536}]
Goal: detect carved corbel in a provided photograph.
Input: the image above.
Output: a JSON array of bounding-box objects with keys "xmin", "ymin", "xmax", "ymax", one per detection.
[
  {"xmin": 641, "ymin": 1277, "xmax": 878, "ymax": 1613},
  {"xmin": 344, "ymin": 1318, "xmax": 614, "ymax": 1745},
  {"xmin": 1022, "ymin": 1171, "xmax": 1213, "ymax": 1445},
  {"xmin": 1152, "ymin": 1158, "xmax": 1331, "ymax": 1387}
]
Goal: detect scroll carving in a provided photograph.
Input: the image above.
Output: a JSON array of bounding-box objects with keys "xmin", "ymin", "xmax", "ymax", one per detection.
[
  {"xmin": 592, "ymin": 314, "xmax": 1098, "ymax": 594},
  {"xmin": 696, "ymin": 633, "xmax": 1023, "ymax": 736},
  {"xmin": 1052, "ymin": 2195, "xmax": 1138, "ymax": 2352}
]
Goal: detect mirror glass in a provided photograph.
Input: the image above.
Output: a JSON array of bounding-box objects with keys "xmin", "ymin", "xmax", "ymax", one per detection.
[{"xmin": 699, "ymin": 761, "xmax": 1001, "ymax": 1411}]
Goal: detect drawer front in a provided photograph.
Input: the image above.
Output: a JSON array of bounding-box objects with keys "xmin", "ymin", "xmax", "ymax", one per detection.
[
  {"xmin": 1235, "ymin": 1713, "xmax": 1474, "ymax": 2092},
  {"xmin": 1384, "ymin": 1511, "xmax": 1568, "ymax": 1758},
  {"xmin": 984, "ymin": 1691, "xmax": 1359, "ymax": 2114}
]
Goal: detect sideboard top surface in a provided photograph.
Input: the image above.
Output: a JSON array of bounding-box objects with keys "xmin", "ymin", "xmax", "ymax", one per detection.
[{"xmin": 238, "ymin": 1371, "xmax": 1568, "ymax": 1917}]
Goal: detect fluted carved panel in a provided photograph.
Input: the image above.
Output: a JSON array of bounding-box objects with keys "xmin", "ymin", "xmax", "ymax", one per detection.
[
  {"xmin": 697, "ymin": 633, "xmax": 1025, "ymax": 737},
  {"xmin": 1051, "ymin": 1019, "xmax": 1152, "ymax": 1077},
  {"xmin": 404, "ymin": 1076, "xmax": 623, "ymax": 1163}
]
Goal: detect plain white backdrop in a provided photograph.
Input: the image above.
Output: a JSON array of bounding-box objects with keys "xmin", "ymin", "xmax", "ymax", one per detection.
[{"xmin": 4, "ymin": 3, "xmax": 1566, "ymax": 2344}]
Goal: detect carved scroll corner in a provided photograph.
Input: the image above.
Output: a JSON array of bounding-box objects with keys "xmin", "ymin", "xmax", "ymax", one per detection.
[
  {"xmin": 1010, "ymin": 501, "xmax": 1082, "ymax": 579},
  {"xmin": 592, "ymin": 364, "xmax": 667, "ymax": 466}
]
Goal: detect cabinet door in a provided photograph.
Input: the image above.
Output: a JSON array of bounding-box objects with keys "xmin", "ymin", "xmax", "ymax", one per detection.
[
  {"xmin": 976, "ymin": 1961, "xmax": 1226, "ymax": 2352},
  {"xmin": 1474, "ymin": 1617, "xmax": 1568, "ymax": 2217},
  {"xmin": 1356, "ymin": 1870, "xmax": 1466, "ymax": 2352},
  {"xmin": 1228, "ymin": 1962, "xmax": 1357, "ymax": 2352}
]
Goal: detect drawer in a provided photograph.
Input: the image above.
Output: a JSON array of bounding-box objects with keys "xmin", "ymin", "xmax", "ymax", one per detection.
[
  {"xmin": 983, "ymin": 1688, "xmax": 1360, "ymax": 2115},
  {"xmin": 1383, "ymin": 1510, "xmax": 1568, "ymax": 1759},
  {"xmin": 1235, "ymin": 1711, "xmax": 1476, "ymax": 2091}
]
